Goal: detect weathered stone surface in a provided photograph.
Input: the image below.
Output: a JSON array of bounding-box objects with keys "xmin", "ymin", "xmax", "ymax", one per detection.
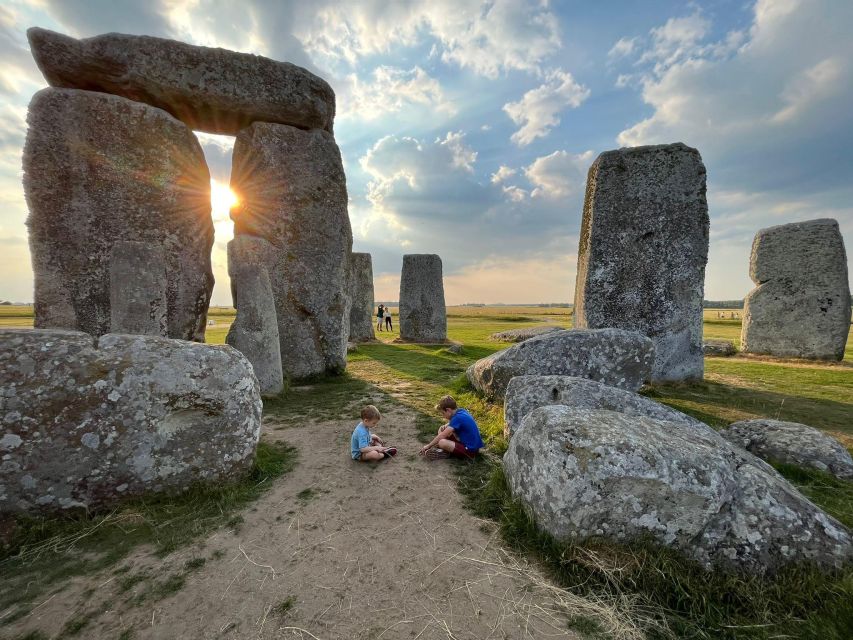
[
  {"xmin": 467, "ymin": 329, "xmax": 654, "ymax": 399},
  {"xmin": 503, "ymin": 375, "xmax": 711, "ymax": 439},
  {"xmin": 348, "ymin": 253, "xmax": 375, "ymax": 342},
  {"xmin": 0, "ymin": 329, "xmax": 262, "ymax": 515},
  {"xmin": 226, "ymin": 243, "xmax": 283, "ymax": 396},
  {"xmin": 490, "ymin": 326, "xmax": 564, "ymax": 342},
  {"xmin": 741, "ymin": 219, "xmax": 850, "ymax": 360},
  {"xmin": 720, "ymin": 419, "xmax": 853, "ymax": 479},
  {"xmin": 703, "ymin": 339, "xmax": 736, "ymax": 357},
  {"xmin": 399, "ymin": 254, "xmax": 447, "ymax": 343},
  {"xmin": 574, "ymin": 143, "xmax": 709, "ymax": 383},
  {"xmin": 24, "ymin": 88, "xmax": 213, "ymax": 341},
  {"xmin": 28, "ymin": 27, "xmax": 335, "ymax": 135},
  {"xmin": 230, "ymin": 123, "xmax": 352, "ymax": 378},
  {"xmin": 504, "ymin": 406, "xmax": 852, "ymax": 572},
  {"xmin": 110, "ymin": 241, "xmax": 167, "ymax": 336}
]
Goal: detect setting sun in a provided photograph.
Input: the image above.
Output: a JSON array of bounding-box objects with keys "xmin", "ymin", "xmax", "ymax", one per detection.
[{"xmin": 210, "ymin": 179, "xmax": 238, "ymax": 221}]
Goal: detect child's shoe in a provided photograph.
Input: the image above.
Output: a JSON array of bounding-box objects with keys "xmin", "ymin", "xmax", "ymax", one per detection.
[
  {"xmin": 384, "ymin": 447, "xmax": 398, "ymax": 457},
  {"xmin": 424, "ymin": 447, "xmax": 449, "ymax": 460}
]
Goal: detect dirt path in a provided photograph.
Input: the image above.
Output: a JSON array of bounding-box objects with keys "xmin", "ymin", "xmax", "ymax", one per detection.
[{"xmin": 9, "ymin": 406, "xmax": 594, "ymax": 640}]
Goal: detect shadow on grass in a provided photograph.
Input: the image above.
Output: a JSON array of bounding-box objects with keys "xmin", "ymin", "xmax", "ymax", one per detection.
[
  {"xmin": 0, "ymin": 442, "xmax": 297, "ymax": 619},
  {"xmin": 645, "ymin": 379, "xmax": 853, "ymax": 433}
]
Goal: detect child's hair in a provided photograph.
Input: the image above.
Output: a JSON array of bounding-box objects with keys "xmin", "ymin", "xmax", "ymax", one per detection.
[
  {"xmin": 361, "ymin": 405, "xmax": 381, "ymax": 421},
  {"xmin": 435, "ymin": 395, "xmax": 457, "ymax": 412}
]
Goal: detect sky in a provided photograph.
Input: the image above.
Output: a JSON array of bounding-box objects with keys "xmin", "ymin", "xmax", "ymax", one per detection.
[{"xmin": 1, "ymin": 0, "xmax": 851, "ymax": 305}]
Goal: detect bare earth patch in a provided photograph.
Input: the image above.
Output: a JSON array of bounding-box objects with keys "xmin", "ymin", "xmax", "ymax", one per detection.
[{"xmin": 9, "ymin": 408, "xmax": 604, "ymax": 639}]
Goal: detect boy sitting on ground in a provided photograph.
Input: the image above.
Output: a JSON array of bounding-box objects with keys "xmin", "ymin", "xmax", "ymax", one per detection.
[
  {"xmin": 351, "ymin": 405, "xmax": 397, "ymax": 462},
  {"xmin": 419, "ymin": 395, "xmax": 484, "ymax": 460}
]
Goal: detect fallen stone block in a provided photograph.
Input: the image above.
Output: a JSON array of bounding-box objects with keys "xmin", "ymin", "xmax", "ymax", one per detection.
[
  {"xmin": 467, "ymin": 328, "xmax": 654, "ymax": 399},
  {"xmin": 720, "ymin": 419, "xmax": 853, "ymax": 479},
  {"xmin": 503, "ymin": 375, "xmax": 712, "ymax": 439},
  {"xmin": 0, "ymin": 329, "xmax": 261, "ymax": 515},
  {"xmin": 504, "ymin": 405, "xmax": 852, "ymax": 573}
]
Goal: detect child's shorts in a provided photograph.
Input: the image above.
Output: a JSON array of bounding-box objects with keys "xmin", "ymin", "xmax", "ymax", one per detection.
[{"xmin": 450, "ymin": 441, "xmax": 478, "ymax": 459}]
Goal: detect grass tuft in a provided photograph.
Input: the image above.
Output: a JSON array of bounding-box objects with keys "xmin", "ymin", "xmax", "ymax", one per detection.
[{"xmin": 273, "ymin": 595, "xmax": 297, "ymax": 617}]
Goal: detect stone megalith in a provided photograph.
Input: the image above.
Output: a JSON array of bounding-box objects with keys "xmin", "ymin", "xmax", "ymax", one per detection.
[
  {"xmin": 467, "ymin": 328, "xmax": 655, "ymax": 399},
  {"xmin": 573, "ymin": 143, "xmax": 709, "ymax": 383},
  {"xmin": 399, "ymin": 254, "xmax": 447, "ymax": 343},
  {"xmin": 27, "ymin": 27, "xmax": 335, "ymax": 135},
  {"xmin": 504, "ymin": 405, "xmax": 852, "ymax": 573},
  {"xmin": 503, "ymin": 375, "xmax": 712, "ymax": 439},
  {"xmin": 348, "ymin": 252, "xmax": 376, "ymax": 342},
  {"xmin": 0, "ymin": 329, "xmax": 262, "ymax": 515},
  {"xmin": 24, "ymin": 87, "xmax": 214, "ymax": 341},
  {"xmin": 741, "ymin": 219, "xmax": 850, "ymax": 360},
  {"xmin": 226, "ymin": 239, "xmax": 284, "ymax": 396},
  {"xmin": 230, "ymin": 123, "xmax": 352, "ymax": 378},
  {"xmin": 720, "ymin": 419, "xmax": 853, "ymax": 479},
  {"xmin": 110, "ymin": 241, "xmax": 168, "ymax": 336}
]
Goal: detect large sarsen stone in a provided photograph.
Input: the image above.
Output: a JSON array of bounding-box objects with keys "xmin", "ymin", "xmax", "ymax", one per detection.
[
  {"xmin": 24, "ymin": 87, "xmax": 214, "ymax": 341},
  {"xmin": 504, "ymin": 405, "xmax": 852, "ymax": 572},
  {"xmin": 348, "ymin": 252, "xmax": 376, "ymax": 342},
  {"xmin": 28, "ymin": 27, "xmax": 335, "ymax": 135},
  {"xmin": 503, "ymin": 375, "xmax": 711, "ymax": 439},
  {"xmin": 574, "ymin": 143, "xmax": 709, "ymax": 383},
  {"xmin": 226, "ymin": 242, "xmax": 284, "ymax": 396},
  {"xmin": 467, "ymin": 328, "xmax": 654, "ymax": 399},
  {"xmin": 230, "ymin": 123, "xmax": 352, "ymax": 378},
  {"xmin": 720, "ymin": 419, "xmax": 853, "ymax": 479},
  {"xmin": 741, "ymin": 219, "xmax": 850, "ymax": 360},
  {"xmin": 109, "ymin": 241, "xmax": 168, "ymax": 336},
  {"xmin": 0, "ymin": 329, "xmax": 262, "ymax": 515},
  {"xmin": 399, "ymin": 254, "xmax": 447, "ymax": 343}
]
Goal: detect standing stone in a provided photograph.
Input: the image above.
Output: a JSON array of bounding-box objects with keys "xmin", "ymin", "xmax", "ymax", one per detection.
[
  {"xmin": 399, "ymin": 254, "xmax": 447, "ymax": 343},
  {"xmin": 24, "ymin": 88, "xmax": 214, "ymax": 341},
  {"xmin": 110, "ymin": 241, "xmax": 167, "ymax": 336},
  {"xmin": 27, "ymin": 27, "xmax": 335, "ymax": 135},
  {"xmin": 0, "ymin": 329, "xmax": 262, "ymax": 515},
  {"xmin": 741, "ymin": 219, "xmax": 850, "ymax": 360},
  {"xmin": 574, "ymin": 143, "xmax": 709, "ymax": 383},
  {"xmin": 226, "ymin": 239, "xmax": 284, "ymax": 396},
  {"xmin": 230, "ymin": 123, "xmax": 352, "ymax": 378},
  {"xmin": 349, "ymin": 252, "xmax": 376, "ymax": 342}
]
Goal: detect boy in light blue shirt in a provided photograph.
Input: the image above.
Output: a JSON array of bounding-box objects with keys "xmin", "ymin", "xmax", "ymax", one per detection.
[{"xmin": 351, "ymin": 405, "xmax": 397, "ymax": 462}]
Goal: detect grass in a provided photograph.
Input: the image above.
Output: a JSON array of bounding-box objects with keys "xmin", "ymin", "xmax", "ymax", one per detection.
[
  {"xmin": 0, "ymin": 442, "xmax": 297, "ymax": 617},
  {"xmin": 273, "ymin": 595, "xmax": 297, "ymax": 617}
]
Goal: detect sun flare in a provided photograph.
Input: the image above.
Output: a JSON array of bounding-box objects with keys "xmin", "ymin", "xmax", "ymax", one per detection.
[{"xmin": 210, "ymin": 179, "xmax": 238, "ymax": 221}]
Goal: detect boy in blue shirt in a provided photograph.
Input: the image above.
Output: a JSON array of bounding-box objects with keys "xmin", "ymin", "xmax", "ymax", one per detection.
[
  {"xmin": 351, "ymin": 405, "xmax": 397, "ymax": 462},
  {"xmin": 419, "ymin": 395, "xmax": 484, "ymax": 460}
]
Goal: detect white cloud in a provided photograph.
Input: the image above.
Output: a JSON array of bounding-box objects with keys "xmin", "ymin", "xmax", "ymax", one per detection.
[
  {"xmin": 490, "ymin": 165, "xmax": 516, "ymax": 184},
  {"xmin": 608, "ymin": 36, "xmax": 636, "ymax": 59},
  {"xmin": 302, "ymin": 0, "xmax": 561, "ymax": 78},
  {"xmin": 502, "ymin": 185, "xmax": 528, "ymax": 202},
  {"xmin": 341, "ymin": 65, "xmax": 455, "ymax": 121},
  {"xmin": 617, "ymin": 0, "xmax": 853, "ymax": 192},
  {"xmin": 525, "ymin": 150, "xmax": 594, "ymax": 199},
  {"xmin": 638, "ymin": 11, "xmax": 710, "ymax": 74},
  {"xmin": 503, "ymin": 69, "xmax": 590, "ymax": 146}
]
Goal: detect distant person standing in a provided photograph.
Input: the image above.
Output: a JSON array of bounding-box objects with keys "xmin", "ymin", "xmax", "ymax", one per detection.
[
  {"xmin": 376, "ymin": 304, "xmax": 385, "ymax": 332},
  {"xmin": 384, "ymin": 306, "xmax": 393, "ymax": 332}
]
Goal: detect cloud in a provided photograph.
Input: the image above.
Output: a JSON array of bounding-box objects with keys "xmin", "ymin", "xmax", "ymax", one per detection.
[
  {"xmin": 490, "ymin": 165, "xmax": 516, "ymax": 184},
  {"xmin": 341, "ymin": 65, "xmax": 455, "ymax": 121},
  {"xmin": 616, "ymin": 0, "xmax": 853, "ymax": 198},
  {"xmin": 41, "ymin": 0, "xmax": 174, "ymax": 38},
  {"xmin": 638, "ymin": 11, "xmax": 710, "ymax": 73},
  {"xmin": 525, "ymin": 150, "xmax": 593, "ymax": 199},
  {"xmin": 503, "ymin": 69, "xmax": 590, "ymax": 146},
  {"xmin": 302, "ymin": 0, "xmax": 561, "ymax": 77},
  {"xmin": 608, "ymin": 36, "xmax": 636, "ymax": 59}
]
